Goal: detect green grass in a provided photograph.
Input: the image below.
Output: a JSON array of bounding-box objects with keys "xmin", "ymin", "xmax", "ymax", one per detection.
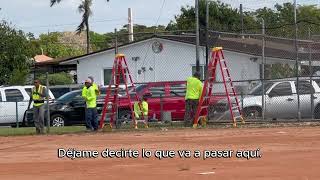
[{"xmin": 0, "ymin": 126, "xmax": 86, "ymax": 136}]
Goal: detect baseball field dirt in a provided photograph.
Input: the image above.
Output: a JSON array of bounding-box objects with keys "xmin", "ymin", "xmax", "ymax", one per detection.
[{"xmin": 0, "ymin": 126, "xmax": 319, "ymax": 180}]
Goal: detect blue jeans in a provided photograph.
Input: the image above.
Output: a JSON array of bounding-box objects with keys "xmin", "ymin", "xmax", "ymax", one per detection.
[{"xmin": 86, "ymin": 108, "xmax": 98, "ymax": 130}]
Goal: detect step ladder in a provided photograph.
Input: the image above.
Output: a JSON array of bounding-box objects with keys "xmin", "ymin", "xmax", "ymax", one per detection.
[
  {"xmin": 193, "ymin": 47, "xmax": 245, "ymax": 128},
  {"xmin": 99, "ymin": 54, "xmax": 147, "ymax": 129}
]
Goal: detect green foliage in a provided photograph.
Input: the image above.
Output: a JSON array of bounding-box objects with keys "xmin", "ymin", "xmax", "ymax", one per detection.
[
  {"xmin": 35, "ymin": 32, "xmax": 84, "ymax": 58},
  {"xmin": 90, "ymin": 31, "xmax": 112, "ymax": 51},
  {"xmin": 270, "ymin": 64, "xmax": 296, "ymax": 79},
  {"xmin": 8, "ymin": 68, "xmax": 30, "ymax": 85},
  {"xmin": 0, "ymin": 20, "xmax": 31, "ymax": 85},
  {"xmin": 38, "ymin": 72, "xmax": 73, "ymax": 85},
  {"xmin": 167, "ymin": 0, "xmax": 255, "ymax": 32},
  {"xmin": 169, "ymin": 1, "xmax": 320, "ymax": 38}
]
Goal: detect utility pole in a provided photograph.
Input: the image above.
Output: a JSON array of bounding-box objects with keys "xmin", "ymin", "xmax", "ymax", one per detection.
[
  {"xmin": 128, "ymin": 8, "xmax": 134, "ymax": 42},
  {"xmin": 205, "ymin": 0, "xmax": 209, "ymax": 78},
  {"xmin": 261, "ymin": 18, "xmax": 265, "ymax": 120},
  {"xmin": 294, "ymin": 0, "xmax": 301, "ymax": 120},
  {"xmin": 195, "ymin": 0, "xmax": 200, "ymax": 74},
  {"xmin": 240, "ymin": 4, "xmax": 243, "ymax": 35},
  {"xmin": 115, "ymin": 28, "xmax": 118, "ymax": 54}
]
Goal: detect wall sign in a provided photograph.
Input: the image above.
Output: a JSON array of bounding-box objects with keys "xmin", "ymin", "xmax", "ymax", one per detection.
[{"xmin": 152, "ymin": 40, "xmax": 163, "ymax": 53}]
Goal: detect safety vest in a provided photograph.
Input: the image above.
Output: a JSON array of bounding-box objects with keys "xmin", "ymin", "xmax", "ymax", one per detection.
[
  {"xmin": 83, "ymin": 86, "xmax": 97, "ymax": 108},
  {"xmin": 185, "ymin": 76, "xmax": 203, "ymax": 100},
  {"xmin": 32, "ymin": 85, "xmax": 45, "ymax": 107},
  {"xmin": 134, "ymin": 101, "xmax": 148, "ymax": 118}
]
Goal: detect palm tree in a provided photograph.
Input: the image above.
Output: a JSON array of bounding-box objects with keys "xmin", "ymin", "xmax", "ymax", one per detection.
[{"xmin": 50, "ymin": 0, "xmax": 109, "ymax": 54}]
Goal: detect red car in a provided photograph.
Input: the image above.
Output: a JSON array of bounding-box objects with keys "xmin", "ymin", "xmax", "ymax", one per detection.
[{"xmin": 102, "ymin": 81, "xmax": 224, "ymax": 122}]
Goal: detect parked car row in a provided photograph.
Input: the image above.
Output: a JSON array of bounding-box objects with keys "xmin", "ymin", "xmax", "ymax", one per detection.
[
  {"xmin": 3, "ymin": 78, "xmax": 320, "ymax": 127},
  {"xmin": 26, "ymin": 81, "xmax": 223, "ymax": 127}
]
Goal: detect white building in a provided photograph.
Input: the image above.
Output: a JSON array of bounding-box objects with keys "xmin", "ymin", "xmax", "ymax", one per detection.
[{"xmin": 60, "ymin": 35, "xmax": 309, "ymax": 93}]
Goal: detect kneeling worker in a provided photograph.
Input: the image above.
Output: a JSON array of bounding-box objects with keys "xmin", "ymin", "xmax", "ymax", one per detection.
[{"xmin": 133, "ymin": 95, "xmax": 149, "ymax": 129}]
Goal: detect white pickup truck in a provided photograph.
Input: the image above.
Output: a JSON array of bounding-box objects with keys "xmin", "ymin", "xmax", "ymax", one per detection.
[
  {"xmin": 0, "ymin": 86, "xmax": 55, "ymax": 126},
  {"xmin": 214, "ymin": 78, "xmax": 320, "ymax": 120}
]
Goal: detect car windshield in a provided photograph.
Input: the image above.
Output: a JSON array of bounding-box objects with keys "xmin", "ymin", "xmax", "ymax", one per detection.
[
  {"xmin": 56, "ymin": 90, "xmax": 81, "ymax": 103},
  {"xmin": 249, "ymin": 82, "xmax": 274, "ymax": 95}
]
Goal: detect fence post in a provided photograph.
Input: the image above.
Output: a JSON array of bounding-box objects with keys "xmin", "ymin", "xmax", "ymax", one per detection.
[
  {"xmin": 294, "ymin": 0, "xmax": 301, "ymax": 121},
  {"xmin": 309, "ymin": 27, "xmax": 314, "ymax": 119},
  {"xmin": 15, "ymin": 100, "xmax": 19, "ymax": 128},
  {"xmin": 46, "ymin": 72, "xmax": 50, "ymax": 133},
  {"xmin": 261, "ymin": 18, "xmax": 265, "ymax": 121},
  {"xmin": 160, "ymin": 93, "xmax": 163, "ymax": 122}
]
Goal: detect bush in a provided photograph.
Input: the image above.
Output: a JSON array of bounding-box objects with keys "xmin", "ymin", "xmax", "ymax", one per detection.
[
  {"xmin": 8, "ymin": 68, "xmax": 29, "ymax": 85},
  {"xmin": 38, "ymin": 72, "xmax": 73, "ymax": 85}
]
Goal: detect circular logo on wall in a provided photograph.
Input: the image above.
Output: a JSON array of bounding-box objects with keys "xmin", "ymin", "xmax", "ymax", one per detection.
[{"xmin": 152, "ymin": 40, "xmax": 163, "ymax": 53}]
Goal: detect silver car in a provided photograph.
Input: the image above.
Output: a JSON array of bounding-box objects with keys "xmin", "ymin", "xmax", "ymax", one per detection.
[{"xmin": 213, "ymin": 78, "xmax": 320, "ymax": 120}]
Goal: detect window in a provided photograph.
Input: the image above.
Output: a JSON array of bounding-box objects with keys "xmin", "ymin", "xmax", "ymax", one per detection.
[
  {"xmin": 170, "ymin": 84, "xmax": 186, "ymax": 97},
  {"xmin": 50, "ymin": 88, "xmax": 71, "ymax": 99},
  {"xmin": 269, "ymin": 82, "xmax": 292, "ymax": 96},
  {"xmin": 295, "ymin": 81, "xmax": 315, "ymax": 94},
  {"xmin": 250, "ymin": 82, "xmax": 274, "ymax": 96},
  {"xmin": 5, "ymin": 89, "xmax": 24, "ymax": 102},
  {"xmin": 25, "ymin": 88, "xmax": 32, "ymax": 97},
  {"xmin": 192, "ymin": 65, "xmax": 205, "ymax": 80},
  {"xmin": 104, "ymin": 69, "xmax": 126, "ymax": 85},
  {"xmin": 148, "ymin": 86, "xmax": 165, "ymax": 98}
]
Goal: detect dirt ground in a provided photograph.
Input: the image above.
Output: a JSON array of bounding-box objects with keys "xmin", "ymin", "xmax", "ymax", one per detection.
[{"xmin": 0, "ymin": 126, "xmax": 320, "ymax": 180}]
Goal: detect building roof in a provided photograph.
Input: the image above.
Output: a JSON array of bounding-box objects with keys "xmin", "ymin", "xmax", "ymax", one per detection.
[
  {"xmin": 35, "ymin": 57, "xmax": 75, "ymax": 66},
  {"xmin": 59, "ymin": 33, "xmax": 320, "ymax": 65},
  {"xmin": 34, "ymin": 54, "xmax": 53, "ymax": 62}
]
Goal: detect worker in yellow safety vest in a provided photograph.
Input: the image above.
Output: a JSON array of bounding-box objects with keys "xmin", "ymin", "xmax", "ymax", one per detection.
[
  {"xmin": 133, "ymin": 95, "xmax": 149, "ymax": 129},
  {"xmin": 82, "ymin": 78, "xmax": 98, "ymax": 131},
  {"xmin": 184, "ymin": 71, "xmax": 203, "ymax": 127},
  {"xmin": 29, "ymin": 79, "xmax": 47, "ymax": 134}
]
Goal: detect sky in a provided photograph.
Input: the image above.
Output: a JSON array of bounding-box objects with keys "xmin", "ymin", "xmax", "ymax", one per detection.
[{"xmin": 0, "ymin": 0, "xmax": 319, "ymax": 37}]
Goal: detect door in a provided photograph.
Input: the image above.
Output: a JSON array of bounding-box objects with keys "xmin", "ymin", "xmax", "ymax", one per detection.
[
  {"xmin": 3, "ymin": 88, "xmax": 26, "ymax": 123},
  {"xmin": 266, "ymin": 82, "xmax": 297, "ymax": 119},
  {"xmin": 167, "ymin": 83, "xmax": 186, "ymax": 120},
  {"xmin": 68, "ymin": 94, "xmax": 86, "ymax": 124},
  {"xmin": 295, "ymin": 81, "xmax": 316, "ymax": 118}
]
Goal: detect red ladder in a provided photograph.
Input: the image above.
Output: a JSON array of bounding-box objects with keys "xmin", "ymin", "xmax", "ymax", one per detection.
[
  {"xmin": 193, "ymin": 47, "xmax": 245, "ymax": 127},
  {"xmin": 99, "ymin": 54, "xmax": 145, "ymax": 129}
]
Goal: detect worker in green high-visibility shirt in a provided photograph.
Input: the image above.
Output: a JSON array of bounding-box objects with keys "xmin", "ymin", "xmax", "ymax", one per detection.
[
  {"xmin": 133, "ymin": 95, "xmax": 149, "ymax": 129},
  {"xmin": 82, "ymin": 76, "xmax": 100, "ymax": 131},
  {"xmin": 29, "ymin": 79, "xmax": 47, "ymax": 134},
  {"xmin": 82, "ymin": 78, "xmax": 98, "ymax": 131},
  {"xmin": 184, "ymin": 71, "xmax": 203, "ymax": 127}
]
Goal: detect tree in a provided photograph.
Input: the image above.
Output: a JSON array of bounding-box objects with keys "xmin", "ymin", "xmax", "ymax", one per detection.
[
  {"xmin": 167, "ymin": 0, "xmax": 256, "ymax": 33},
  {"xmin": 0, "ymin": 20, "xmax": 32, "ymax": 85},
  {"xmin": 37, "ymin": 32, "xmax": 84, "ymax": 58},
  {"xmin": 50, "ymin": 0, "xmax": 110, "ymax": 54},
  {"xmin": 168, "ymin": 1, "xmax": 320, "ymax": 38},
  {"xmin": 90, "ymin": 31, "xmax": 112, "ymax": 51},
  {"xmin": 38, "ymin": 72, "xmax": 73, "ymax": 85}
]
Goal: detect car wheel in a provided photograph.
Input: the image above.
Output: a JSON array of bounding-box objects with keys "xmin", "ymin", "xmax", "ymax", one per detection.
[
  {"xmin": 51, "ymin": 114, "xmax": 65, "ymax": 127},
  {"xmin": 243, "ymin": 107, "xmax": 262, "ymax": 120},
  {"xmin": 314, "ymin": 105, "xmax": 320, "ymax": 119},
  {"xmin": 118, "ymin": 109, "xmax": 132, "ymax": 123},
  {"xmin": 207, "ymin": 105, "xmax": 215, "ymax": 120}
]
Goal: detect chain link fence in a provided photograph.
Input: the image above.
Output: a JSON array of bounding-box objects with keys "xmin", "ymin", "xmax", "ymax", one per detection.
[{"xmin": 4, "ymin": 29, "xmax": 320, "ymax": 128}]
